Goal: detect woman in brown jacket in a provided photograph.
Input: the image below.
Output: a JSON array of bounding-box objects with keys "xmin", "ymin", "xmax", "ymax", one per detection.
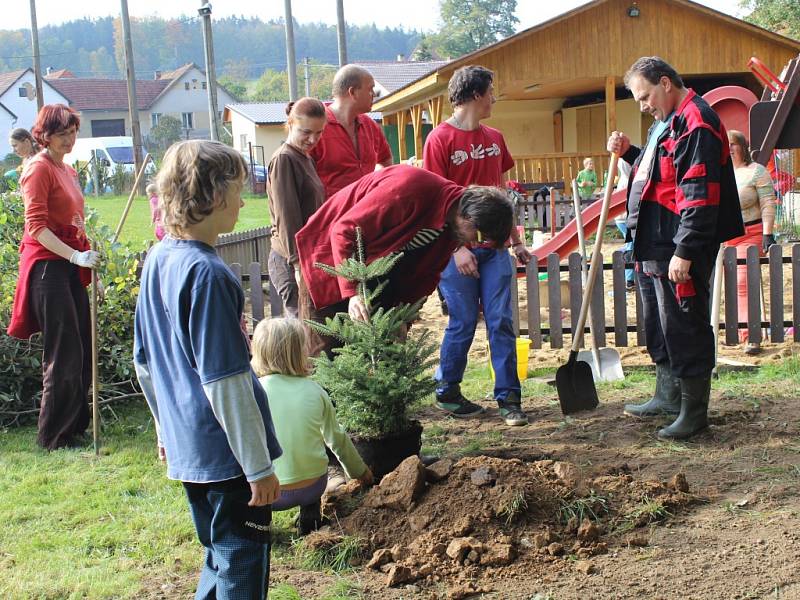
[{"xmin": 267, "ymin": 98, "xmax": 327, "ymax": 318}]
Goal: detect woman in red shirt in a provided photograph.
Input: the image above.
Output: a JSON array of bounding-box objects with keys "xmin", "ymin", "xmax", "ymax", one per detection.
[{"xmin": 7, "ymin": 104, "xmax": 101, "ymax": 450}]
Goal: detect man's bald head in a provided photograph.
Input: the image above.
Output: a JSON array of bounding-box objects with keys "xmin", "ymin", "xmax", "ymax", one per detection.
[{"xmin": 332, "ymin": 65, "xmax": 373, "ymax": 98}]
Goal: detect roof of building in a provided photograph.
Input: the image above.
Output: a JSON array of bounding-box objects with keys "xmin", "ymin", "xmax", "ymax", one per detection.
[
  {"xmin": 157, "ymin": 64, "xmax": 196, "ymax": 82},
  {"xmin": 355, "ymin": 60, "xmax": 450, "ymax": 94},
  {"xmin": 45, "ymin": 77, "xmax": 170, "ymax": 111},
  {"xmin": 224, "ymin": 102, "xmax": 381, "ymax": 125},
  {"xmin": 45, "ymin": 69, "xmax": 76, "ymax": 79},
  {"xmin": 0, "ymin": 101, "xmax": 16, "ymax": 119},
  {"xmin": 0, "ymin": 69, "xmax": 30, "ymax": 98}
]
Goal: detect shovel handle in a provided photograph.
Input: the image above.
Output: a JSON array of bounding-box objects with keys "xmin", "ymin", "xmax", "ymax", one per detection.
[{"xmin": 570, "ymin": 153, "xmax": 619, "ymax": 353}]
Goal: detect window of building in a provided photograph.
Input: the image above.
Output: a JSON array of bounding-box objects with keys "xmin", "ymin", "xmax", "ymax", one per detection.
[
  {"xmin": 184, "ymin": 82, "xmax": 190, "ymax": 91},
  {"xmin": 18, "ymin": 87, "xmax": 27, "ymax": 97},
  {"xmin": 182, "ymin": 112, "xmax": 194, "ymax": 129},
  {"xmin": 192, "ymin": 79, "xmax": 198, "ymax": 90},
  {"xmin": 202, "ymin": 81, "xmax": 207, "ymax": 90},
  {"xmin": 151, "ymin": 113, "xmax": 162, "ymax": 128}
]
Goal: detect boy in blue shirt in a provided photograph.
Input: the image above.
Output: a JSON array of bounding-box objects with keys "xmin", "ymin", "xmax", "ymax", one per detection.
[{"xmin": 134, "ymin": 140, "xmax": 282, "ymax": 599}]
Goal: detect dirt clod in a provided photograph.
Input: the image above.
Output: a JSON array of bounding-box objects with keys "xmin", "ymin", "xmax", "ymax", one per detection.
[
  {"xmin": 470, "ymin": 467, "xmax": 497, "ymax": 487},
  {"xmin": 364, "ymin": 456, "xmax": 426, "ymax": 511},
  {"xmin": 547, "ymin": 542, "xmax": 565, "ymax": 556},
  {"xmin": 577, "ymin": 519, "xmax": 600, "ymax": 543},
  {"xmin": 426, "ymin": 458, "xmax": 454, "ymax": 482},
  {"xmin": 480, "ymin": 543, "xmax": 516, "ymax": 566},
  {"xmin": 669, "ymin": 473, "xmax": 690, "ymax": 493},
  {"xmin": 386, "ymin": 564, "xmax": 414, "ymax": 587},
  {"xmin": 575, "ymin": 560, "xmax": 596, "ymax": 575},
  {"xmin": 366, "ymin": 548, "xmax": 393, "ymax": 570},
  {"xmin": 446, "ymin": 537, "xmax": 484, "ymax": 562}
]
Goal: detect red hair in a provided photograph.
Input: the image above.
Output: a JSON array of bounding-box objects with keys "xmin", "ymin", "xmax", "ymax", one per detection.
[{"xmin": 31, "ymin": 104, "xmax": 81, "ymax": 147}]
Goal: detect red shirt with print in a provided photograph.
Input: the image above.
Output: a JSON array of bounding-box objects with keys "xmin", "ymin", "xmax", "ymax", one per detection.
[
  {"xmin": 422, "ymin": 122, "xmax": 513, "ymax": 187},
  {"xmin": 310, "ymin": 106, "xmax": 393, "ymax": 198}
]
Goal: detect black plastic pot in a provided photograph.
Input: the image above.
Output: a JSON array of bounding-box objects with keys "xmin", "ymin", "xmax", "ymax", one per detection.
[{"xmin": 351, "ymin": 420, "xmax": 423, "ymax": 479}]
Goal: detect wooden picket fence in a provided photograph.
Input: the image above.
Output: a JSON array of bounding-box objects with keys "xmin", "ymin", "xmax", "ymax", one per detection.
[
  {"xmin": 156, "ymin": 222, "xmax": 799, "ymax": 348},
  {"xmin": 228, "ymin": 243, "xmax": 800, "ymax": 347}
]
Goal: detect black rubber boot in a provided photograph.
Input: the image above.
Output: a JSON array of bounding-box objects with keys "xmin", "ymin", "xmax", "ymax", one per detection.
[
  {"xmin": 657, "ymin": 374, "xmax": 711, "ymax": 440},
  {"xmin": 623, "ymin": 363, "xmax": 681, "ymax": 417},
  {"xmin": 297, "ymin": 501, "xmax": 324, "ymax": 536}
]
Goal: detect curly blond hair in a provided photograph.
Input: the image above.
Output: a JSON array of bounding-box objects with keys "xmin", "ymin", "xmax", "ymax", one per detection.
[{"xmin": 157, "ymin": 140, "xmax": 247, "ymax": 235}]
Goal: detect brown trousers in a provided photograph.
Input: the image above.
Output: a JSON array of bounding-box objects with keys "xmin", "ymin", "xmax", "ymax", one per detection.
[{"xmin": 29, "ymin": 260, "xmax": 91, "ymax": 450}]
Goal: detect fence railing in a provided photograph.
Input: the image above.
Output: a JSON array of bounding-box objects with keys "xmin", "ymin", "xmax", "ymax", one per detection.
[
  {"xmin": 215, "ymin": 226, "xmax": 271, "ymax": 267},
  {"xmin": 508, "ymin": 152, "xmax": 611, "ymax": 190},
  {"xmin": 227, "ymin": 243, "xmax": 800, "ymax": 348}
]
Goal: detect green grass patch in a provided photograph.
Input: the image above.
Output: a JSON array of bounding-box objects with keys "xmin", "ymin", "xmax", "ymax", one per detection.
[
  {"xmin": 85, "ymin": 193, "xmax": 270, "ymax": 248},
  {"xmin": 0, "ymin": 402, "xmax": 198, "ymax": 599},
  {"xmin": 293, "ymin": 535, "xmax": 366, "ymax": 573}
]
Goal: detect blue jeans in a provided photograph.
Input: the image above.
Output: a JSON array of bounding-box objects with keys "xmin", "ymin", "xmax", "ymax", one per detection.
[
  {"xmin": 183, "ymin": 476, "xmax": 270, "ymax": 600},
  {"xmin": 436, "ymin": 247, "xmax": 520, "ymax": 402},
  {"xmin": 614, "ymin": 220, "xmax": 635, "ymax": 284}
]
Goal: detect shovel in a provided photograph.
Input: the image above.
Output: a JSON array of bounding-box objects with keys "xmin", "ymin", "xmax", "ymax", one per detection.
[
  {"xmin": 556, "ymin": 153, "xmax": 619, "ymax": 414},
  {"xmin": 571, "ymin": 179, "xmax": 624, "ymax": 383}
]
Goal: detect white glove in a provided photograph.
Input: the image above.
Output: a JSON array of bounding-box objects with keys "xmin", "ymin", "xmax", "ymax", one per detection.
[
  {"xmin": 69, "ymin": 249, "xmax": 101, "ymax": 269},
  {"xmin": 294, "ymin": 266, "xmax": 301, "ymax": 286}
]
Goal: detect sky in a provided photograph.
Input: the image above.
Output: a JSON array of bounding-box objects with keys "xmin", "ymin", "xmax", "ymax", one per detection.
[{"xmin": 3, "ymin": 0, "xmax": 746, "ymax": 33}]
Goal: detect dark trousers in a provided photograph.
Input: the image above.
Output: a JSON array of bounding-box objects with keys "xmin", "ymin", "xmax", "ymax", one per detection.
[
  {"xmin": 637, "ymin": 249, "xmax": 717, "ymax": 379},
  {"xmin": 267, "ymin": 250, "xmax": 299, "ymax": 319},
  {"xmin": 29, "ymin": 260, "xmax": 91, "ymax": 450},
  {"xmin": 183, "ymin": 476, "xmax": 271, "ymax": 600}
]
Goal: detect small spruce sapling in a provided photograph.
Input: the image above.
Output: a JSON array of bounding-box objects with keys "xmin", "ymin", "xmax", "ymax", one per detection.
[{"xmin": 308, "ymin": 228, "xmax": 438, "ymax": 439}]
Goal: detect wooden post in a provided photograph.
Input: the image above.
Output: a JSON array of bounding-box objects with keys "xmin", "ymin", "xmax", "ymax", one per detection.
[
  {"xmin": 605, "ymin": 75, "xmax": 617, "ymax": 137},
  {"xmin": 198, "ymin": 2, "xmax": 221, "ymax": 140},
  {"xmin": 120, "ymin": 0, "xmax": 145, "ymax": 195},
  {"xmin": 397, "ymin": 110, "xmax": 409, "ymax": 161},
  {"xmin": 428, "ymin": 96, "xmax": 443, "ymax": 127},
  {"xmin": 527, "ymin": 259, "xmax": 542, "ymax": 349},
  {"xmin": 410, "ymin": 103, "xmax": 424, "ymax": 160},
  {"xmin": 29, "ymin": 0, "xmax": 44, "ymax": 111},
  {"xmin": 283, "ymin": 0, "xmax": 298, "ymax": 100},
  {"xmin": 336, "ymin": 0, "xmax": 348, "ymax": 67}
]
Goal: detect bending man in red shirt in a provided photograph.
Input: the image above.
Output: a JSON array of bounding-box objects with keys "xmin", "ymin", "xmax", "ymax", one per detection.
[
  {"xmin": 310, "ymin": 65, "xmax": 393, "ymax": 198},
  {"xmin": 423, "ymin": 65, "xmax": 531, "ymax": 427},
  {"xmin": 296, "ymin": 164, "xmax": 513, "ymax": 356}
]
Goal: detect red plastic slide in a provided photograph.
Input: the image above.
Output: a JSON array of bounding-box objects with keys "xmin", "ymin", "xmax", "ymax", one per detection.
[{"xmin": 530, "ymin": 188, "xmax": 629, "ymax": 266}]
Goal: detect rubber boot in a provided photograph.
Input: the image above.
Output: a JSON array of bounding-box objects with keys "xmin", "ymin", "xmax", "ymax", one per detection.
[
  {"xmin": 657, "ymin": 374, "xmax": 711, "ymax": 440},
  {"xmin": 623, "ymin": 363, "xmax": 681, "ymax": 418}
]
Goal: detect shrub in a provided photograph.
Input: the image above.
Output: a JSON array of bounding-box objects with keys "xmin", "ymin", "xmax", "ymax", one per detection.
[
  {"xmin": 308, "ymin": 229, "xmax": 438, "ymax": 439},
  {"xmin": 0, "ymin": 191, "xmax": 141, "ymax": 424}
]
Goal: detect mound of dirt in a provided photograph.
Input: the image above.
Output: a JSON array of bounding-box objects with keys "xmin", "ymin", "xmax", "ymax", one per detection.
[{"xmin": 320, "ymin": 455, "xmax": 699, "ymax": 594}]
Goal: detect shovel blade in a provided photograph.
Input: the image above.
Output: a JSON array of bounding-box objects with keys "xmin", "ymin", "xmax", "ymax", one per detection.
[
  {"xmin": 576, "ymin": 348, "xmax": 625, "ymax": 382},
  {"xmin": 556, "ymin": 351, "xmax": 599, "ymax": 415}
]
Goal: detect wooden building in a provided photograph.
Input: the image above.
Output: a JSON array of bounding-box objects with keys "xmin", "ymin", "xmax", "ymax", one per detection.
[{"xmin": 372, "ymin": 0, "xmax": 800, "ymax": 186}]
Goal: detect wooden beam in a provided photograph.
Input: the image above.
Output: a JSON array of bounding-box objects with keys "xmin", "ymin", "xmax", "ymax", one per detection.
[
  {"xmin": 410, "ymin": 103, "xmax": 424, "ymax": 160},
  {"xmin": 428, "ymin": 96, "xmax": 444, "ymax": 127},
  {"xmin": 605, "ymin": 75, "xmax": 617, "ymax": 137},
  {"xmin": 397, "ymin": 109, "xmax": 409, "ymax": 161},
  {"xmin": 553, "ymin": 110, "xmax": 563, "ymax": 153}
]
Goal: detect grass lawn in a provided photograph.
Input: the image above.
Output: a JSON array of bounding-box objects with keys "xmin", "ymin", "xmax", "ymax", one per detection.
[{"xmin": 85, "ymin": 193, "xmax": 270, "ymax": 248}]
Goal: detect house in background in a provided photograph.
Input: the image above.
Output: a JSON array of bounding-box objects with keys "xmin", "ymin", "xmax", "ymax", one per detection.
[
  {"xmin": 44, "ymin": 63, "xmax": 237, "ymax": 144},
  {"xmin": 0, "ymin": 69, "xmax": 69, "ymax": 157},
  {"xmin": 223, "ymin": 59, "xmax": 449, "ymax": 165},
  {"xmin": 372, "ymin": 0, "xmax": 800, "ymax": 187}
]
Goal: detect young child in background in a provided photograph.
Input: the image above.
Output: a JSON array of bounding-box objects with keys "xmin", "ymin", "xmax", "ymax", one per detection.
[
  {"xmin": 146, "ymin": 182, "xmax": 165, "ymax": 241},
  {"xmin": 134, "ymin": 140, "xmax": 281, "ymax": 598},
  {"xmin": 576, "ymin": 157, "xmax": 597, "ymax": 201},
  {"xmin": 252, "ymin": 317, "xmax": 373, "ymax": 535}
]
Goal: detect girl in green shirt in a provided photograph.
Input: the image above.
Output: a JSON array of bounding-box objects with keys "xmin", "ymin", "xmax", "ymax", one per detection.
[{"xmin": 252, "ymin": 318, "xmax": 373, "ymax": 534}]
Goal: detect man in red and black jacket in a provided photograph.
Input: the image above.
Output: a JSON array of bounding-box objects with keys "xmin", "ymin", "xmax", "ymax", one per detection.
[{"xmin": 608, "ymin": 56, "xmax": 743, "ymax": 440}]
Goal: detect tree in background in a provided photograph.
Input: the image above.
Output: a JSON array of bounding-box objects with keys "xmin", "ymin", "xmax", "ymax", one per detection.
[
  {"xmin": 147, "ymin": 115, "xmax": 183, "ymax": 161},
  {"xmin": 741, "ymin": 0, "xmax": 800, "ymax": 40},
  {"xmin": 437, "ymin": 0, "xmax": 518, "ymax": 57}
]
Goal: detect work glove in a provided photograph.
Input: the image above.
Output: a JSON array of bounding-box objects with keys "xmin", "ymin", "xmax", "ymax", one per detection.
[
  {"xmin": 70, "ymin": 249, "xmax": 101, "ymax": 269},
  {"xmin": 762, "ymin": 233, "xmax": 776, "ymax": 254}
]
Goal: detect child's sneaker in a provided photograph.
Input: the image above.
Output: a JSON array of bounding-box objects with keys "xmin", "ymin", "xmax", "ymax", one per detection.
[
  {"xmin": 435, "ymin": 389, "xmax": 484, "ymax": 417},
  {"xmin": 497, "ymin": 393, "xmax": 528, "ymax": 426}
]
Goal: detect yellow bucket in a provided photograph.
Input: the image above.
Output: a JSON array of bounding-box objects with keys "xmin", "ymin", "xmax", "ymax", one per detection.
[{"xmin": 488, "ymin": 337, "xmax": 532, "ymax": 382}]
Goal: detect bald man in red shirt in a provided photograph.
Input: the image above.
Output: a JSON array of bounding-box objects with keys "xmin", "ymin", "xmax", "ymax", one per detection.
[{"xmin": 310, "ymin": 65, "xmax": 393, "ymax": 198}]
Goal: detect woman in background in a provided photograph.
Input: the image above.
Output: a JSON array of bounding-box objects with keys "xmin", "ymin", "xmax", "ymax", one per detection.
[{"xmin": 726, "ymin": 130, "xmax": 777, "ymax": 355}]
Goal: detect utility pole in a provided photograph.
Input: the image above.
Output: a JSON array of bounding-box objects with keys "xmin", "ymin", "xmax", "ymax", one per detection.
[
  {"xmin": 29, "ymin": 0, "xmax": 44, "ymax": 111},
  {"xmin": 198, "ymin": 2, "xmax": 221, "ymax": 141},
  {"xmin": 120, "ymin": 0, "xmax": 145, "ymax": 195},
  {"xmin": 336, "ymin": 0, "xmax": 348, "ymax": 67},
  {"xmin": 304, "ymin": 57, "xmax": 310, "ymax": 97},
  {"xmin": 283, "ymin": 0, "xmax": 298, "ymax": 101}
]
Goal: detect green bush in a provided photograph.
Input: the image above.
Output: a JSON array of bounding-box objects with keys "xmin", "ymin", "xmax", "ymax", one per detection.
[{"xmin": 0, "ymin": 191, "xmax": 141, "ymax": 424}]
